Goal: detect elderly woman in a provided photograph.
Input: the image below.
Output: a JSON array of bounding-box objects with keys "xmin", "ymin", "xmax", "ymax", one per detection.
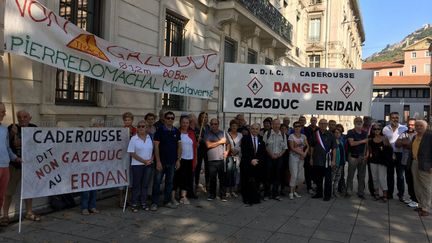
[
  {"xmin": 226, "ymin": 119, "xmax": 242, "ymax": 198},
  {"xmin": 288, "ymin": 121, "xmax": 309, "ymax": 200},
  {"xmin": 127, "ymin": 120, "xmax": 153, "ymax": 212}
]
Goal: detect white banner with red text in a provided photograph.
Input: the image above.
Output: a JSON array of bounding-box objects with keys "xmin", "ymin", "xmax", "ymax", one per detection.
[
  {"xmin": 4, "ymin": 0, "xmax": 218, "ymax": 99},
  {"xmin": 21, "ymin": 127, "xmax": 130, "ymax": 199},
  {"xmin": 223, "ymin": 63, "xmax": 373, "ymax": 115}
]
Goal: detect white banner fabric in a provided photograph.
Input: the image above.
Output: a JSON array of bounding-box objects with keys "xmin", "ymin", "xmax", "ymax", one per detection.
[
  {"xmin": 21, "ymin": 127, "xmax": 130, "ymax": 199},
  {"xmin": 4, "ymin": 0, "xmax": 218, "ymax": 99},
  {"xmin": 223, "ymin": 63, "xmax": 373, "ymax": 115}
]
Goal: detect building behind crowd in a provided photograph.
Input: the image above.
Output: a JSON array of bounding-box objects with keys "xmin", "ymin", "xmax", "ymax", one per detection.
[
  {"xmin": 0, "ymin": 0, "xmax": 364, "ymax": 128},
  {"xmin": 363, "ymin": 36, "xmax": 432, "ymax": 125}
]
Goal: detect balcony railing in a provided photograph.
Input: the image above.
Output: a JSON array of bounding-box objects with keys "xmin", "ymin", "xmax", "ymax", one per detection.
[{"xmin": 217, "ymin": 0, "xmax": 293, "ymax": 44}]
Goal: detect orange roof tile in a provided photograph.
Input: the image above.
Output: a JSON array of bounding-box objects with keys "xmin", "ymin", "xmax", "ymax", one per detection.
[
  {"xmin": 362, "ymin": 60, "xmax": 404, "ymax": 69},
  {"xmin": 373, "ymin": 75, "xmax": 431, "ymax": 86}
]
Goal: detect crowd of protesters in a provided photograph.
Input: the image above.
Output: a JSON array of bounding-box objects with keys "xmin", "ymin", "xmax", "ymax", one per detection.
[{"xmin": 1, "ymin": 102, "xmax": 432, "ymax": 228}]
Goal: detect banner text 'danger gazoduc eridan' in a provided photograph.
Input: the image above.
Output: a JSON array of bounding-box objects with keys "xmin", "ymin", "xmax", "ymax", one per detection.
[
  {"xmin": 224, "ymin": 63, "xmax": 373, "ymax": 116},
  {"xmin": 4, "ymin": 0, "xmax": 219, "ymax": 99}
]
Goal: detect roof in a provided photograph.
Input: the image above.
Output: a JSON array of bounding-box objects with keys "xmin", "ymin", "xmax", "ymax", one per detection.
[
  {"xmin": 402, "ymin": 37, "xmax": 432, "ymax": 51},
  {"xmin": 362, "ymin": 60, "xmax": 404, "ymax": 69},
  {"xmin": 373, "ymin": 75, "xmax": 431, "ymax": 86}
]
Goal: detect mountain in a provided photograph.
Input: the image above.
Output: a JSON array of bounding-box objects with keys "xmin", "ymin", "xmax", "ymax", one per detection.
[{"xmin": 364, "ymin": 24, "xmax": 432, "ymax": 62}]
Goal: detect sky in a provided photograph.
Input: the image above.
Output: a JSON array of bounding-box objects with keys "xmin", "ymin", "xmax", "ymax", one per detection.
[{"xmin": 360, "ymin": 0, "xmax": 432, "ymax": 59}]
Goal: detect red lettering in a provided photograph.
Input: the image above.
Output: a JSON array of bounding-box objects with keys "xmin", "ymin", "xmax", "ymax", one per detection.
[
  {"xmin": 292, "ymin": 83, "xmax": 301, "ymax": 93},
  {"xmin": 71, "ymin": 174, "xmax": 78, "ymax": 189},
  {"xmin": 159, "ymin": 57, "xmax": 175, "ymax": 67},
  {"xmin": 15, "ymin": 0, "xmax": 29, "ymax": 17},
  {"xmin": 312, "ymin": 83, "xmax": 319, "ymax": 93},
  {"xmin": 116, "ymin": 149, "xmax": 123, "ymax": 160},
  {"xmin": 81, "ymin": 173, "xmax": 90, "ymax": 188},
  {"xmin": 283, "ymin": 83, "xmax": 291, "ymax": 92},
  {"xmin": 301, "ymin": 84, "xmax": 310, "ymax": 93},
  {"xmin": 320, "ymin": 84, "xmax": 328, "ymax": 94},
  {"xmin": 127, "ymin": 52, "xmax": 143, "ymax": 64},
  {"xmin": 35, "ymin": 168, "xmax": 44, "ymax": 180},
  {"xmin": 274, "ymin": 82, "xmax": 281, "ymax": 92},
  {"xmin": 71, "ymin": 152, "xmax": 80, "ymax": 163},
  {"xmin": 143, "ymin": 56, "xmax": 160, "ymax": 67}
]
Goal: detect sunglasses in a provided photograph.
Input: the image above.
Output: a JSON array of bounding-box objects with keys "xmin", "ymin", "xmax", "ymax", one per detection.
[
  {"xmin": 372, "ymin": 128, "xmax": 381, "ymax": 131},
  {"xmin": 137, "ymin": 125, "xmax": 148, "ymax": 128},
  {"xmin": 165, "ymin": 117, "xmax": 175, "ymax": 120}
]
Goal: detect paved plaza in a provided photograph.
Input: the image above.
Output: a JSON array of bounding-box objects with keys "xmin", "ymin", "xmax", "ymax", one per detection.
[{"xmin": 0, "ymin": 189, "xmax": 431, "ymax": 243}]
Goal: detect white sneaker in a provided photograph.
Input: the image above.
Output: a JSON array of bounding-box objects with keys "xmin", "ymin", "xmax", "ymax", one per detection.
[
  {"xmin": 289, "ymin": 193, "xmax": 294, "ymax": 200},
  {"xmin": 403, "ymin": 198, "xmax": 413, "ymax": 204},
  {"xmin": 408, "ymin": 201, "xmax": 418, "ymax": 208},
  {"xmin": 293, "ymin": 192, "xmax": 302, "ymax": 198},
  {"xmin": 180, "ymin": 197, "xmax": 190, "ymax": 205},
  {"xmin": 172, "ymin": 199, "xmax": 180, "ymax": 206}
]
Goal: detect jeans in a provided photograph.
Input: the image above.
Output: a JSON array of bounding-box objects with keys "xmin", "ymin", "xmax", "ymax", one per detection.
[
  {"xmin": 406, "ymin": 161, "xmax": 417, "ymax": 202},
  {"xmin": 208, "ymin": 160, "xmax": 226, "ymax": 198},
  {"xmin": 387, "ymin": 152, "xmax": 405, "ymax": 198},
  {"xmin": 152, "ymin": 163, "xmax": 175, "ymax": 205},
  {"xmin": 131, "ymin": 165, "xmax": 152, "ymax": 206},
  {"xmin": 173, "ymin": 159, "xmax": 193, "ymax": 192},
  {"xmin": 81, "ymin": 190, "xmax": 97, "ymax": 210}
]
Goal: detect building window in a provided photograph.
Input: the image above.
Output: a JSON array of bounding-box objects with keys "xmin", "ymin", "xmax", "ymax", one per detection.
[
  {"xmin": 374, "ymin": 71, "xmax": 379, "ymax": 77},
  {"xmin": 308, "ymin": 18, "xmax": 321, "ymax": 42},
  {"xmin": 399, "ymin": 70, "xmax": 403, "ymax": 76},
  {"xmin": 247, "ymin": 49, "xmax": 257, "ymax": 64},
  {"xmin": 310, "ymin": 0, "xmax": 322, "ymax": 4},
  {"xmin": 425, "ymin": 105, "xmax": 430, "ymax": 122},
  {"xmin": 309, "ymin": 55, "xmax": 320, "ymax": 68},
  {"xmin": 162, "ymin": 12, "xmax": 187, "ymax": 110},
  {"xmin": 224, "ymin": 38, "xmax": 236, "ymax": 63},
  {"xmin": 411, "ymin": 89, "xmax": 417, "ymax": 98},
  {"xmin": 425, "ymin": 89, "xmax": 430, "ymax": 98},
  {"xmin": 56, "ymin": 0, "xmax": 102, "ymax": 106},
  {"xmin": 388, "ymin": 71, "xmax": 393, "ymax": 76},
  {"xmin": 411, "ymin": 52, "xmax": 417, "ymax": 58},
  {"xmin": 403, "ymin": 105, "xmax": 410, "ymax": 123},
  {"xmin": 425, "ymin": 64, "xmax": 431, "ymax": 74},
  {"xmin": 411, "ymin": 65, "xmax": 417, "ymax": 74},
  {"xmin": 384, "ymin": 104, "xmax": 390, "ymax": 122},
  {"xmin": 265, "ymin": 58, "xmax": 274, "ymax": 65},
  {"xmin": 426, "ymin": 51, "xmax": 431, "ymax": 57}
]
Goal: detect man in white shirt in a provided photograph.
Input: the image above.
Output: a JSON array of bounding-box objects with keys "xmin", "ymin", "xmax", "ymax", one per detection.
[{"xmin": 382, "ymin": 112, "xmax": 407, "ymax": 201}]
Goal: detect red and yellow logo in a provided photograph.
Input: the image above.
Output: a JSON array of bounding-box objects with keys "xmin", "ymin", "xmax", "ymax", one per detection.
[{"xmin": 67, "ymin": 34, "xmax": 110, "ymax": 62}]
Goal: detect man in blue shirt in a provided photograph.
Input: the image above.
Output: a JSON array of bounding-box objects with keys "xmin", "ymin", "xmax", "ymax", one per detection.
[{"xmin": 151, "ymin": 111, "xmax": 181, "ymax": 210}]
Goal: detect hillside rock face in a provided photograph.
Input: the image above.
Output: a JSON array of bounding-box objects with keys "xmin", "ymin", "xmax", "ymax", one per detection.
[{"xmin": 365, "ymin": 24, "xmax": 432, "ymax": 62}]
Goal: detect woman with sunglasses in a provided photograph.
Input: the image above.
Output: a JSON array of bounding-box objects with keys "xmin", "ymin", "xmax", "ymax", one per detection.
[
  {"xmin": 288, "ymin": 121, "xmax": 309, "ymax": 200},
  {"xmin": 368, "ymin": 124, "xmax": 392, "ymax": 202},
  {"xmin": 127, "ymin": 120, "xmax": 153, "ymax": 212}
]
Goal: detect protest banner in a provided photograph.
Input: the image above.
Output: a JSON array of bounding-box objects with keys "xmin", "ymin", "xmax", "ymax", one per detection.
[
  {"xmin": 223, "ymin": 63, "xmax": 373, "ymax": 115},
  {"xmin": 4, "ymin": 0, "xmax": 218, "ymax": 99},
  {"xmin": 21, "ymin": 127, "xmax": 130, "ymax": 199}
]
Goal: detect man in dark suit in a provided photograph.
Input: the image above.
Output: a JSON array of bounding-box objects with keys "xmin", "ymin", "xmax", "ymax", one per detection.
[
  {"xmin": 240, "ymin": 123, "xmax": 266, "ymax": 206},
  {"xmin": 411, "ymin": 120, "xmax": 432, "ymax": 216}
]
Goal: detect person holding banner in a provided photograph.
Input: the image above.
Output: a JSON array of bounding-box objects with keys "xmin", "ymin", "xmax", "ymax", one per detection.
[
  {"xmin": 2, "ymin": 110, "xmax": 39, "ymax": 225},
  {"xmin": 151, "ymin": 111, "xmax": 182, "ymax": 210},
  {"xmin": 119, "ymin": 112, "xmax": 137, "ymax": 207},
  {"xmin": 205, "ymin": 118, "xmax": 228, "ymax": 202},
  {"xmin": 309, "ymin": 119, "xmax": 336, "ymax": 201},
  {"xmin": 80, "ymin": 119, "xmax": 104, "ymax": 215},
  {"xmin": 127, "ymin": 120, "xmax": 153, "ymax": 212},
  {"xmin": 195, "ymin": 112, "xmax": 210, "ymax": 195},
  {"xmin": 0, "ymin": 103, "xmax": 21, "ymax": 226}
]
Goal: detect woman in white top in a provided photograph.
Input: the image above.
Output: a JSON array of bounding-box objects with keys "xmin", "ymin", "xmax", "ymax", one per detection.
[
  {"xmin": 226, "ymin": 119, "xmax": 242, "ymax": 198},
  {"xmin": 173, "ymin": 116, "xmax": 197, "ymax": 205},
  {"xmin": 127, "ymin": 120, "xmax": 153, "ymax": 212},
  {"xmin": 288, "ymin": 121, "xmax": 309, "ymax": 200}
]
